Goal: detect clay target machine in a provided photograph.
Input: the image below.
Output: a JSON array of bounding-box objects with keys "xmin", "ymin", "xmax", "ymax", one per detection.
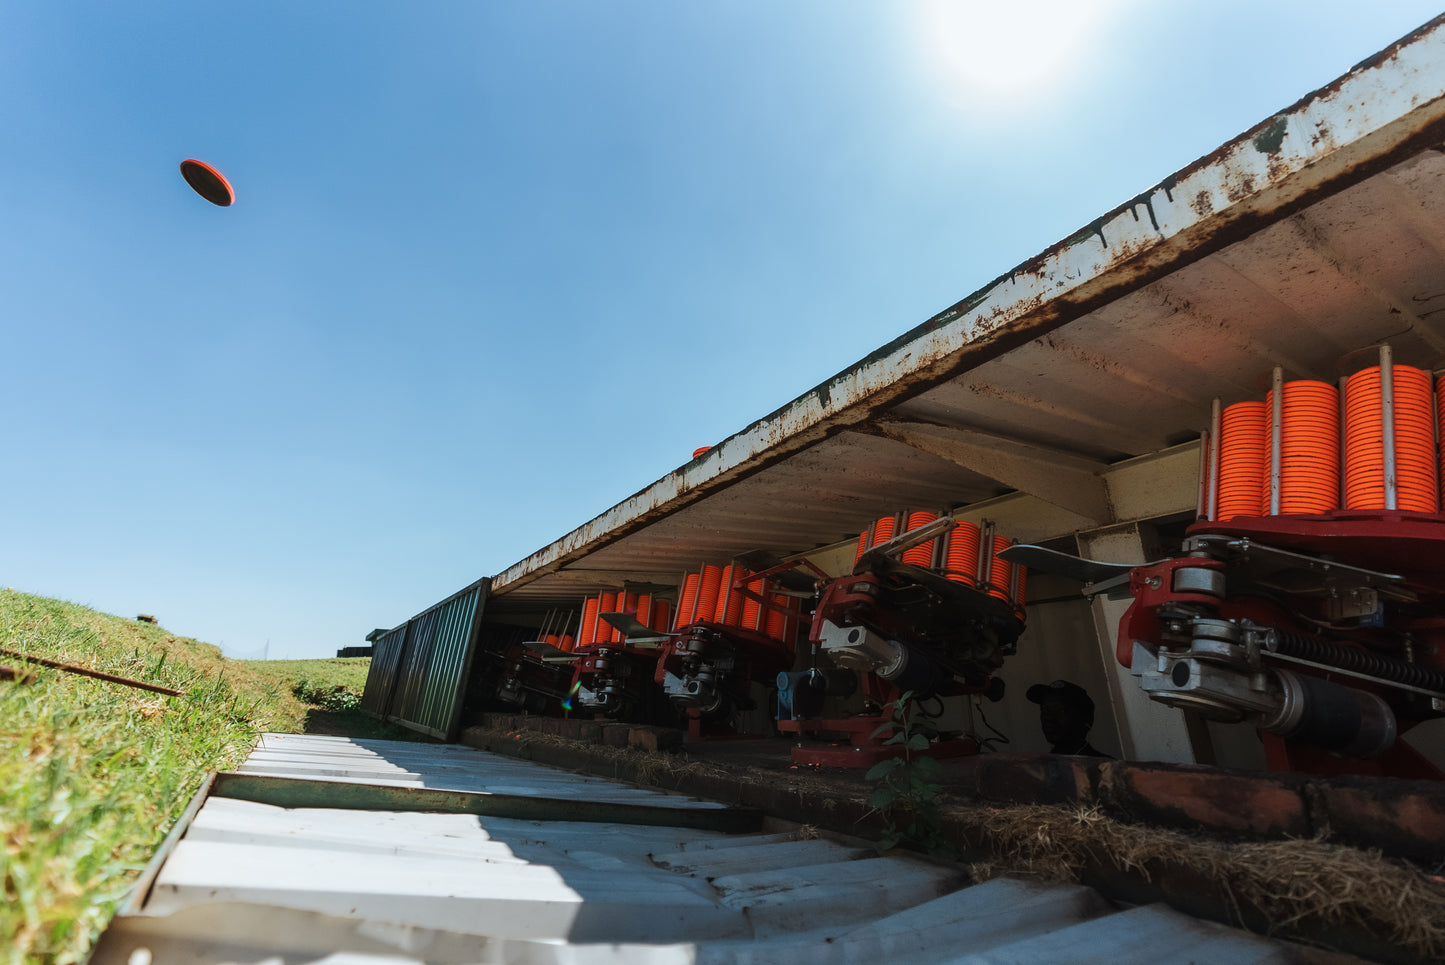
[
  {"xmin": 1007, "ymin": 351, "xmax": 1445, "ymax": 780},
  {"xmin": 779, "ymin": 514, "xmax": 1027, "ymax": 767}
]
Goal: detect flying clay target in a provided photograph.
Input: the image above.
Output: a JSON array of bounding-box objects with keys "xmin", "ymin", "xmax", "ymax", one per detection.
[{"xmin": 179, "ymin": 159, "xmax": 234, "ymax": 206}]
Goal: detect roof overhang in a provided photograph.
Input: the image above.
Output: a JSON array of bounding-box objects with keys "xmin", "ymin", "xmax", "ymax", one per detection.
[{"xmin": 489, "ymin": 16, "xmax": 1445, "ymax": 611}]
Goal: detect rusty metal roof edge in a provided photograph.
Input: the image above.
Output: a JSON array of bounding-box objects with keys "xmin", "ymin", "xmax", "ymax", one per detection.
[{"xmin": 489, "ymin": 19, "xmax": 1445, "ymax": 597}]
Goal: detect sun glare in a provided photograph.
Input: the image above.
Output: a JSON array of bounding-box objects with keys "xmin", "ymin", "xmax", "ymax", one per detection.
[{"xmin": 922, "ymin": 0, "xmax": 1129, "ymax": 111}]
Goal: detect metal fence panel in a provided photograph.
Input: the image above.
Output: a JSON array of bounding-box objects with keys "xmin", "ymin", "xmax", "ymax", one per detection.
[
  {"xmin": 359, "ymin": 624, "xmax": 407, "ymax": 716},
  {"xmin": 360, "ymin": 580, "xmax": 488, "ymax": 740}
]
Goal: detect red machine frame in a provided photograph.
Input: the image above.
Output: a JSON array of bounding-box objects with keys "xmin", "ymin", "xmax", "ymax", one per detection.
[
  {"xmin": 656, "ymin": 559, "xmax": 825, "ymax": 741},
  {"xmin": 781, "ymin": 524, "xmax": 1025, "ymax": 768},
  {"xmin": 1118, "ymin": 509, "xmax": 1445, "ymax": 780}
]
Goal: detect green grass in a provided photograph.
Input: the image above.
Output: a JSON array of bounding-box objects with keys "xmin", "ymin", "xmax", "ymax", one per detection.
[
  {"xmin": 0, "ymin": 589, "xmax": 414, "ymax": 964},
  {"xmin": 240, "ymin": 656, "xmax": 427, "ymax": 741},
  {"xmin": 244, "ymin": 656, "xmax": 374, "ymax": 693}
]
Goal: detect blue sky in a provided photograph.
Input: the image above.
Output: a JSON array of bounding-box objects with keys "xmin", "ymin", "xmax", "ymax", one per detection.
[{"xmin": 3, "ymin": 2, "xmax": 1440, "ymax": 659}]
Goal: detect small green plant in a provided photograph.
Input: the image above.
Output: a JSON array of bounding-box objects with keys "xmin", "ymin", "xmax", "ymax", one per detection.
[
  {"xmin": 291, "ymin": 679, "xmax": 362, "ymax": 712},
  {"xmin": 865, "ymin": 690, "xmax": 954, "ymax": 857}
]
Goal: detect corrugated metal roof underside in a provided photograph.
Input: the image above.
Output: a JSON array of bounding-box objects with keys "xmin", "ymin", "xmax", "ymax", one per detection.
[
  {"xmin": 474, "ymin": 19, "xmax": 1445, "ymax": 610},
  {"xmin": 489, "ymin": 140, "xmax": 1445, "ymax": 611},
  {"xmin": 95, "ymin": 735, "xmax": 1303, "ymax": 965}
]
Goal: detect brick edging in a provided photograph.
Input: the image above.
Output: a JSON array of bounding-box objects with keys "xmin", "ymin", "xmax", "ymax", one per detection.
[
  {"xmin": 953, "ymin": 753, "xmax": 1445, "ymax": 867},
  {"xmin": 460, "ymin": 717, "xmax": 1438, "ymax": 965},
  {"xmin": 467, "ymin": 712, "xmax": 1445, "ymax": 867}
]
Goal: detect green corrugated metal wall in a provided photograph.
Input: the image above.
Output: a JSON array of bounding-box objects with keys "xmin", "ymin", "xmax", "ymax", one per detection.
[{"xmin": 359, "ymin": 579, "xmax": 488, "ymax": 740}]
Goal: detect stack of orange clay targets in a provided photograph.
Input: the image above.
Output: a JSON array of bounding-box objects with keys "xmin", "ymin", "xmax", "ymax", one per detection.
[
  {"xmin": 1344, "ymin": 364, "xmax": 1437, "ymax": 511},
  {"xmin": 854, "ymin": 511, "xmax": 1028, "ymax": 617},
  {"xmin": 1202, "ymin": 354, "xmax": 1443, "ymax": 521},
  {"xmin": 1269, "ymin": 379, "xmax": 1339, "ymax": 514},
  {"xmin": 671, "ymin": 563, "xmax": 799, "ymax": 644},
  {"xmin": 572, "ymin": 591, "xmax": 672, "ymax": 651},
  {"xmin": 570, "ymin": 513, "xmax": 1034, "ymax": 654}
]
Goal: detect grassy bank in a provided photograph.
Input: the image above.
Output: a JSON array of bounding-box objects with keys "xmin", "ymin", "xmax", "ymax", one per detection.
[
  {"xmin": 246, "ymin": 656, "xmax": 373, "ymax": 693},
  {"xmin": 241, "ymin": 656, "xmax": 421, "ymax": 740},
  {"xmin": 0, "ymin": 589, "xmax": 399, "ymax": 965}
]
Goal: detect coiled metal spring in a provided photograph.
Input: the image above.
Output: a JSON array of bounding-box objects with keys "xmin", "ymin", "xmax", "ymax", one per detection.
[{"xmin": 1268, "ymin": 630, "xmax": 1445, "ymax": 692}]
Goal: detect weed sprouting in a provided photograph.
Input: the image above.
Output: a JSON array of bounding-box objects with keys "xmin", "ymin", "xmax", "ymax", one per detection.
[
  {"xmin": 291, "ymin": 679, "xmax": 363, "ymax": 712},
  {"xmin": 865, "ymin": 690, "xmax": 956, "ymax": 859}
]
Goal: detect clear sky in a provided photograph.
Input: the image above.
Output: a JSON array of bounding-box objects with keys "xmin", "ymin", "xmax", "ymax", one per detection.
[{"xmin": 3, "ymin": 2, "xmax": 1440, "ymax": 659}]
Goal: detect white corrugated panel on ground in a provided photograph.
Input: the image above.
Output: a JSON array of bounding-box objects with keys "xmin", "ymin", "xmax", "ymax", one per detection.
[
  {"xmin": 239, "ymin": 732, "xmax": 728, "ymax": 809},
  {"xmin": 91, "ymin": 735, "xmax": 1312, "ymax": 965}
]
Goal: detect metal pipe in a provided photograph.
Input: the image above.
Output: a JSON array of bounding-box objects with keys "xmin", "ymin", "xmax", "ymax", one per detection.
[
  {"xmin": 0, "ymin": 664, "xmax": 36, "ymax": 683},
  {"xmin": 0, "ymin": 647, "xmax": 184, "ymax": 697},
  {"xmin": 1380, "ymin": 344, "xmax": 1397, "ymax": 511},
  {"xmin": 1269, "ymin": 366, "xmax": 1283, "ymax": 515},
  {"xmin": 1207, "ymin": 398, "xmax": 1221, "ymax": 521}
]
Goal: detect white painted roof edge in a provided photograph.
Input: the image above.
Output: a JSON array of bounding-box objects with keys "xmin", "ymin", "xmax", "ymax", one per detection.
[{"xmin": 492, "ymin": 16, "xmax": 1445, "ymax": 594}]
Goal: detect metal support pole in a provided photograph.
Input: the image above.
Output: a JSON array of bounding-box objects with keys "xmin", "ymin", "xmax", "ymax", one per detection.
[
  {"xmin": 1380, "ymin": 344, "xmax": 1398, "ymax": 511},
  {"xmin": 1197, "ymin": 428, "xmax": 1210, "ymax": 521},
  {"xmin": 1007, "ymin": 539, "xmax": 1021, "ymax": 604},
  {"xmin": 978, "ymin": 519, "xmax": 995, "ymax": 590},
  {"xmin": 686, "ymin": 566, "xmax": 702, "ymax": 626},
  {"xmin": 1269, "ymin": 367, "xmax": 1283, "ymax": 516},
  {"xmin": 1434, "ymin": 368, "xmax": 1442, "ymax": 501},
  {"xmin": 1338, "ymin": 374, "xmax": 1349, "ymax": 510},
  {"xmin": 933, "ymin": 509, "xmax": 948, "ymax": 570},
  {"xmin": 1206, "ymin": 398, "xmax": 1221, "ymax": 521}
]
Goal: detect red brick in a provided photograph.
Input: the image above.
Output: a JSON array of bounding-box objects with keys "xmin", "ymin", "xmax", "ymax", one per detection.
[
  {"xmin": 523, "ymin": 717, "xmax": 553, "ymax": 736},
  {"xmin": 939, "ymin": 755, "xmax": 983, "ymax": 799},
  {"xmin": 571, "ymin": 721, "xmax": 606, "ymax": 744},
  {"xmin": 479, "ymin": 713, "xmax": 518, "ymax": 732},
  {"xmin": 975, "ymin": 753, "xmax": 1097, "ymax": 806},
  {"xmin": 556, "ymin": 719, "xmax": 592, "ymax": 740},
  {"xmin": 1100, "ymin": 763, "xmax": 1309, "ymax": 837},
  {"xmin": 628, "ymin": 726, "xmax": 682, "ymax": 753},
  {"xmin": 1315, "ymin": 780, "xmax": 1445, "ymax": 865},
  {"xmin": 600, "ymin": 724, "xmax": 631, "ymax": 748}
]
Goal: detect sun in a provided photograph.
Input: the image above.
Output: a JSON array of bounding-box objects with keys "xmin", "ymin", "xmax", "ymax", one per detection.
[{"xmin": 921, "ymin": 0, "xmax": 1130, "ymax": 110}]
